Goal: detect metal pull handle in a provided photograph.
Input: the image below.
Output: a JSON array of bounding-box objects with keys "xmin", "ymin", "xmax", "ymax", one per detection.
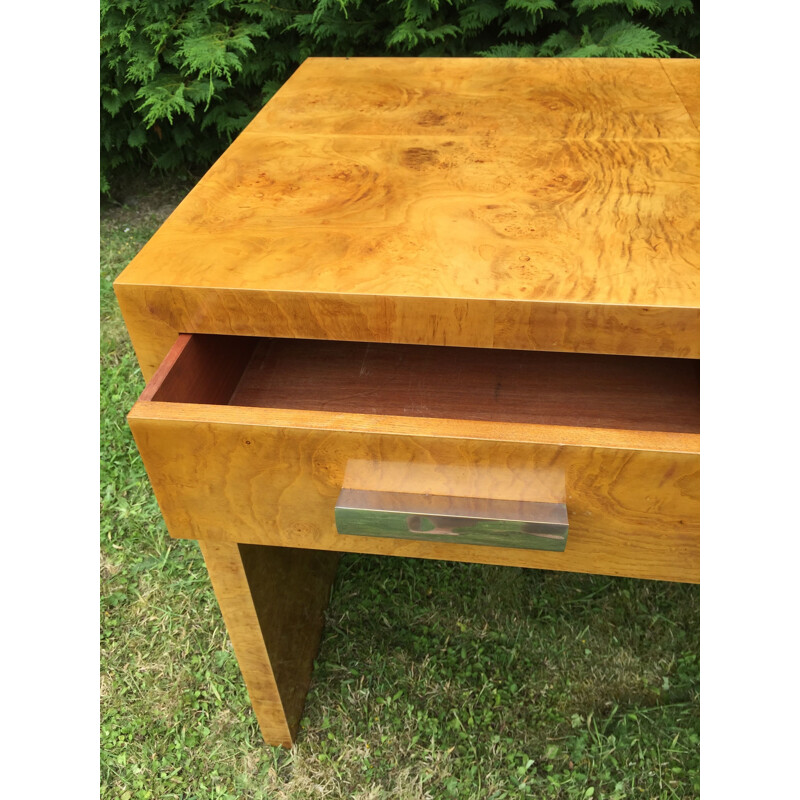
[{"xmin": 335, "ymin": 488, "xmax": 568, "ymax": 552}]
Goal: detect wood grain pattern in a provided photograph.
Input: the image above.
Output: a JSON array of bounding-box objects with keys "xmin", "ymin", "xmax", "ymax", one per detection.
[
  {"xmin": 661, "ymin": 59, "xmax": 699, "ymax": 131},
  {"xmin": 199, "ymin": 540, "xmax": 339, "ymax": 746},
  {"xmin": 248, "ymin": 57, "xmax": 698, "ymax": 140},
  {"xmin": 114, "ymin": 57, "xmax": 700, "ymax": 377},
  {"xmin": 230, "ymin": 337, "xmax": 699, "ymax": 433},
  {"xmin": 119, "ymin": 288, "xmax": 699, "ymax": 384},
  {"xmin": 124, "ymin": 136, "xmax": 698, "ymax": 309},
  {"xmin": 140, "ymin": 333, "xmax": 258, "ymax": 403},
  {"xmin": 197, "ymin": 540, "xmax": 290, "ymax": 746},
  {"xmin": 129, "ymin": 404, "xmax": 699, "ymax": 583},
  {"xmin": 130, "ymin": 399, "xmax": 700, "ymax": 453},
  {"xmin": 116, "ymin": 58, "xmax": 700, "ymax": 748}
]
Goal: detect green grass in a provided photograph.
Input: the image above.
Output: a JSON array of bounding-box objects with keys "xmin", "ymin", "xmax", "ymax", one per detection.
[{"xmin": 100, "ymin": 181, "xmax": 699, "ymax": 800}]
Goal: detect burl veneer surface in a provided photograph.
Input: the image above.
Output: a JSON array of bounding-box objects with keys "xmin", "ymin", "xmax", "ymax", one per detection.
[{"xmin": 115, "ymin": 57, "xmax": 699, "ymax": 378}]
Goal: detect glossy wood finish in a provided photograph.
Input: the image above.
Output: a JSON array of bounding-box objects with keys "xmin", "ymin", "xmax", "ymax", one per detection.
[
  {"xmin": 130, "ymin": 411, "xmax": 699, "ymax": 583},
  {"xmin": 117, "ymin": 59, "xmax": 700, "ymax": 748},
  {"xmin": 128, "ymin": 334, "xmax": 699, "ymax": 583},
  {"xmin": 248, "ymin": 57, "xmax": 697, "ymax": 139},
  {"xmin": 114, "ymin": 58, "xmax": 700, "ymax": 380},
  {"xmin": 662, "ymin": 59, "xmax": 699, "ymax": 131},
  {"xmin": 199, "ymin": 540, "xmax": 339, "ymax": 746}
]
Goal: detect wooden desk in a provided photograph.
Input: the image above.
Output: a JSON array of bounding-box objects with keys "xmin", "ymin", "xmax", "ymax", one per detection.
[{"xmin": 115, "ymin": 57, "xmax": 699, "ymax": 747}]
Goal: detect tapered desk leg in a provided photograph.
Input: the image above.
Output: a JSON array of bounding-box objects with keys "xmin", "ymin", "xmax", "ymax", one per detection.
[{"xmin": 198, "ymin": 540, "xmax": 340, "ymax": 747}]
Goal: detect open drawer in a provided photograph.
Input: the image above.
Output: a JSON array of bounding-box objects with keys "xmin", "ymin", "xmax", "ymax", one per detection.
[{"xmin": 128, "ymin": 334, "xmax": 699, "ymax": 583}]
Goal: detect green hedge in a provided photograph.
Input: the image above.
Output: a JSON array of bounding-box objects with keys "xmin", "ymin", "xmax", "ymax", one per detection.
[{"xmin": 100, "ymin": 0, "xmax": 699, "ymax": 193}]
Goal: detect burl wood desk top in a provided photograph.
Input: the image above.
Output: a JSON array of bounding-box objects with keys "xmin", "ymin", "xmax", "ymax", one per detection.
[{"xmin": 115, "ymin": 57, "xmax": 699, "ymax": 380}]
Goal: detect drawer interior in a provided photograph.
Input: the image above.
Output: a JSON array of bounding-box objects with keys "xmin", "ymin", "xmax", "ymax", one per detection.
[{"xmin": 143, "ymin": 334, "xmax": 699, "ymax": 435}]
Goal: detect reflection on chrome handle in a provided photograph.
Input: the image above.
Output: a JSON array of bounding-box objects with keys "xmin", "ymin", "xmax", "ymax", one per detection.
[{"xmin": 335, "ymin": 488, "xmax": 568, "ymax": 552}]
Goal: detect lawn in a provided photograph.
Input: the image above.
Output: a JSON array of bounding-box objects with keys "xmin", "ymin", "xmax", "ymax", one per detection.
[{"xmin": 100, "ymin": 180, "xmax": 699, "ymax": 800}]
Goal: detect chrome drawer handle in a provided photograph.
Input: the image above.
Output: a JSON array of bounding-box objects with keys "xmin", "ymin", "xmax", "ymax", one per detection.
[{"xmin": 335, "ymin": 488, "xmax": 568, "ymax": 552}]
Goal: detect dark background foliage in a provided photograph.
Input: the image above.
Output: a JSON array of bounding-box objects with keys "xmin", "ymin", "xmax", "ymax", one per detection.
[{"xmin": 100, "ymin": 0, "xmax": 699, "ymax": 194}]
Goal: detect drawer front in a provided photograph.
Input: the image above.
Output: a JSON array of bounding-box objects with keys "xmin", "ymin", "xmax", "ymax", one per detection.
[{"xmin": 128, "ymin": 408, "xmax": 699, "ymax": 583}]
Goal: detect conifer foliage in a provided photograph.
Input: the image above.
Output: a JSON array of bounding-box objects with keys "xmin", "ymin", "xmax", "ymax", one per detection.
[{"xmin": 100, "ymin": 0, "xmax": 699, "ymax": 193}]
